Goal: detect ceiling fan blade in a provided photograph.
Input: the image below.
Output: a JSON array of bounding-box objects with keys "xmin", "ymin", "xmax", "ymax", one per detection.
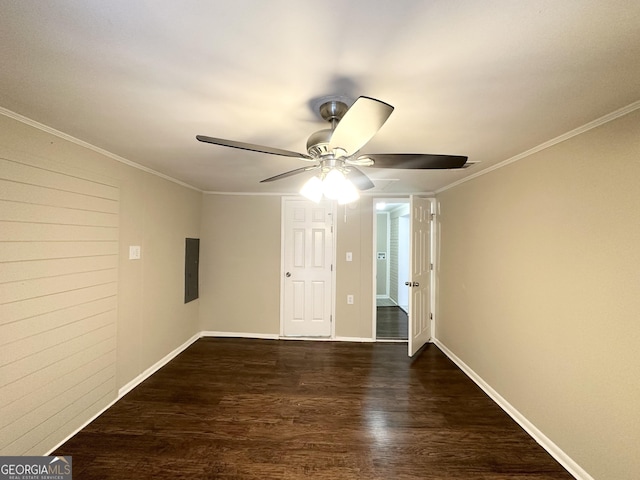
[
  {"xmin": 347, "ymin": 167, "xmax": 375, "ymax": 191},
  {"xmin": 328, "ymin": 96, "xmax": 394, "ymax": 154},
  {"xmin": 197, "ymin": 135, "xmax": 312, "ymax": 160},
  {"xmin": 260, "ymin": 165, "xmax": 320, "ymax": 183},
  {"xmin": 362, "ymin": 153, "xmax": 468, "ymax": 169}
]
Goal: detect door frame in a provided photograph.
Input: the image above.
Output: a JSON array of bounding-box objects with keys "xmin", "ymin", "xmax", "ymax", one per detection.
[
  {"xmin": 371, "ymin": 197, "xmax": 409, "ymax": 342},
  {"xmin": 371, "ymin": 197, "xmax": 437, "ymax": 343},
  {"xmin": 279, "ymin": 196, "xmax": 337, "ymax": 339}
]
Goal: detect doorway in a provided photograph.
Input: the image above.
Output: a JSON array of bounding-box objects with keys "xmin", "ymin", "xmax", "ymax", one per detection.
[{"xmin": 374, "ymin": 199, "xmax": 410, "ymax": 340}]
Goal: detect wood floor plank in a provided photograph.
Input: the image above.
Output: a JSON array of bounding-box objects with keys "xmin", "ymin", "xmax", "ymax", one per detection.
[
  {"xmin": 54, "ymin": 338, "xmax": 573, "ymax": 479},
  {"xmin": 376, "ymin": 306, "xmax": 408, "ymax": 339}
]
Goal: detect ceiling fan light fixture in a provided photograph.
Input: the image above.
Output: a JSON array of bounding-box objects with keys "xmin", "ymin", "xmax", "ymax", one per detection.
[
  {"xmin": 198, "ymin": 95, "xmax": 468, "ymax": 197},
  {"xmin": 299, "ymin": 168, "xmax": 360, "ymax": 205},
  {"xmin": 322, "ymin": 169, "xmax": 346, "ymax": 200},
  {"xmin": 337, "ymin": 178, "xmax": 360, "ymax": 205},
  {"xmin": 300, "ymin": 175, "xmax": 324, "ymax": 203}
]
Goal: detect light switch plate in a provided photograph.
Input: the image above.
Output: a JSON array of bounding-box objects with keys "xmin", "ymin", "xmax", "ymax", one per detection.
[
  {"xmin": 346, "ymin": 252, "xmax": 353, "ymax": 261},
  {"xmin": 129, "ymin": 245, "xmax": 141, "ymax": 260}
]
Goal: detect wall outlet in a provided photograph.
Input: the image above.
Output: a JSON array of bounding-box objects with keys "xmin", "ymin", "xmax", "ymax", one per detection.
[
  {"xmin": 347, "ymin": 294, "xmax": 354, "ymax": 305},
  {"xmin": 346, "ymin": 252, "xmax": 353, "ymax": 261},
  {"xmin": 129, "ymin": 245, "xmax": 141, "ymax": 260}
]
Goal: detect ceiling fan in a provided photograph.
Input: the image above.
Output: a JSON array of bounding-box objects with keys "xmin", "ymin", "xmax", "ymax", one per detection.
[{"xmin": 196, "ymin": 96, "xmax": 468, "ymax": 201}]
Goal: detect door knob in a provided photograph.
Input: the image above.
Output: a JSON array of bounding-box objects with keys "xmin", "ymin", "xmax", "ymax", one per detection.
[
  {"xmin": 405, "ymin": 281, "xmax": 410, "ymax": 286},
  {"xmin": 413, "ymin": 282, "xmax": 419, "ymax": 287},
  {"xmin": 285, "ymin": 272, "xmax": 291, "ymax": 277}
]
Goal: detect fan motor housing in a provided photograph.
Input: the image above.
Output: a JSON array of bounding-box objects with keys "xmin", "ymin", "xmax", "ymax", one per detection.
[{"xmin": 306, "ymin": 129, "xmax": 332, "ymax": 156}]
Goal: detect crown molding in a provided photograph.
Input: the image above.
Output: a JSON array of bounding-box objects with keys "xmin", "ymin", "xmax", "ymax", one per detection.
[
  {"xmin": 0, "ymin": 107, "xmax": 202, "ymax": 192},
  {"xmin": 437, "ymin": 100, "xmax": 640, "ymax": 194}
]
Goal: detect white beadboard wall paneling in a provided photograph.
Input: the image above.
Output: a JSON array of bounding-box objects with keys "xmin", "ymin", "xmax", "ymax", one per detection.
[{"xmin": 0, "ymin": 155, "xmax": 119, "ymax": 456}]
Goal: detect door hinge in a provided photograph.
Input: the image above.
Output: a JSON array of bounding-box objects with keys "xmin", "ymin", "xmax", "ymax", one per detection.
[
  {"xmin": 330, "ymin": 315, "xmax": 333, "ymax": 323},
  {"xmin": 331, "ymin": 264, "xmax": 333, "ymax": 271},
  {"xmin": 430, "ymin": 263, "xmax": 434, "ymax": 271},
  {"xmin": 430, "ymin": 313, "xmax": 433, "ymax": 320}
]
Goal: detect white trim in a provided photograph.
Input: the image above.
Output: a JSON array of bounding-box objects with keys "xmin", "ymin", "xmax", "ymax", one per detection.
[
  {"xmin": 200, "ymin": 331, "xmax": 279, "ymax": 340},
  {"xmin": 429, "ymin": 198, "xmax": 437, "ymax": 340},
  {"xmin": 364, "ymin": 191, "xmax": 435, "ymax": 197},
  {"xmin": 372, "ymin": 204, "xmax": 379, "ymax": 341},
  {"xmin": 203, "ymin": 191, "xmax": 438, "ymax": 197},
  {"xmin": 280, "ymin": 336, "xmax": 334, "ymax": 342},
  {"xmin": 201, "ymin": 333, "xmax": 375, "ymax": 343},
  {"xmin": 330, "ymin": 204, "xmax": 337, "ymax": 340},
  {"xmin": 334, "ymin": 336, "xmax": 375, "ymax": 343},
  {"xmin": 279, "ymin": 197, "xmax": 288, "ymax": 338},
  {"xmin": 385, "ymin": 211, "xmax": 391, "ymax": 298},
  {"xmin": 437, "ymin": 100, "xmax": 640, "ymax": 194},
  {"xmin": 118, "ymin": 333, "xmax": 201, "ymax": 398},
  {"xmin": 433, "ymin": 338, "xmax": 593, "ymax": 480},
  {"xmin": 204, "ymin": 191, "xmax": 289, "ymax": 196},
  {"xmin": 372, "ymin": 197, "xmax": 411, "ymax": 340},
  {"xmin": 0, "ymin": 107, "xmax": 202, "ymax": 192}
]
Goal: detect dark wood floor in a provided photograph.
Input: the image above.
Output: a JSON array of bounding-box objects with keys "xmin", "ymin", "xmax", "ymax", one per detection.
[
  {"xmin": 376, "ymin": 306, "xmax": 408, "ymax": 339},
  {"xmin": 55, "ymin": 339, "xmax": 573, "ymax": 479}
]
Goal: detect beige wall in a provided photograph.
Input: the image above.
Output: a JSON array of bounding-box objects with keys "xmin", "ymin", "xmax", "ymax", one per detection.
[
  {"xmin": 118, "ymin": 171, "xmax": 201, "ymax": 383},
  {"xmin": 199, "ymin": 194, "xmax": 282, "ymax": 334},
  {"xmin": 0, "ymin": 114, "xmax": 201, "ymax": 454},
  {"xmin": 199, "ymin": 195, "xmax": 375, "ymax": 339},
  {"xmin": 335, "ymin": 199, "xmax": 374, "ymax": 339},
  {"xmin": 436, "ymin": 109, "xmax": 640, "ymax": 480}
]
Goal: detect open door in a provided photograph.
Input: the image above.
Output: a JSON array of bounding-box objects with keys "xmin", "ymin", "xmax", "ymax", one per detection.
[{"xmin": 408, "ymin": 196, "xmax": 432, "ymax": 356}]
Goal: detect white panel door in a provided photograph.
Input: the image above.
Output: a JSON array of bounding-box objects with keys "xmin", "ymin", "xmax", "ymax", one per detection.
[
  {"xmin": 408, "ymin": 196, "xmax": 432, "ymax": 356},
  {"xmin": 282, "ymin": 199, "xmax": 333, "ymax": 337}
]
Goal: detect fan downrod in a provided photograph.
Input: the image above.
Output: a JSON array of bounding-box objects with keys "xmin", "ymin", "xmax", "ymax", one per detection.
[{"xmin": 318, "ymin": 100, "xmax": 348, "ymax": 127}]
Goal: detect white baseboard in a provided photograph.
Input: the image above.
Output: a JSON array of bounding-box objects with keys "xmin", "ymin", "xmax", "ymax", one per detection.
[
  {"xmin": 200, "ymin": 331, "xmax": 377, "ymax": 343},
  {"xmin": 334, "ymin": 336, "xmax": 375, "ymax": 342},
  {"xmin": 432, "ymin": 338, "xmax": 593, "ymax": 480},
  {"xmin": 200, "ymin": 331, "xmax": 279, "ymax": 340}
]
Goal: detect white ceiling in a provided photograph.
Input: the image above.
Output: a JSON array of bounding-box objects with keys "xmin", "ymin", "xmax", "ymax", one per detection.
[{"xmin": 1, "ymin": 0, "xmax": 639, "ymax": 194}]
